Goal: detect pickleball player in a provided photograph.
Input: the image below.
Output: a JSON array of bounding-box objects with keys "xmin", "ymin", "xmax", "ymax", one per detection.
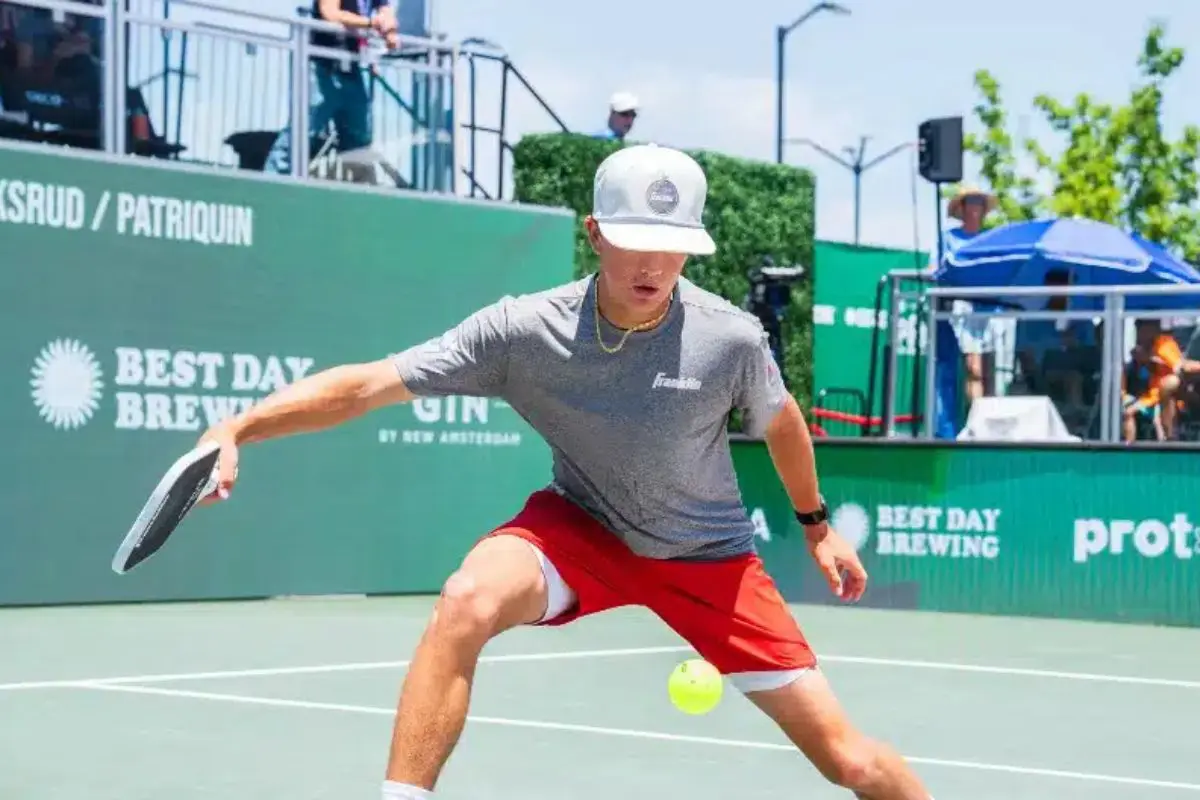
[{"xmin": 197, "ymin": 144, "xmax": 935, "ymax": 799}]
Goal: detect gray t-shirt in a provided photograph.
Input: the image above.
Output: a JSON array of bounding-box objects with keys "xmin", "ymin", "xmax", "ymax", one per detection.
[{"xmin": 391, "ymin": 275, "xmax": 790, "ymax": 560}]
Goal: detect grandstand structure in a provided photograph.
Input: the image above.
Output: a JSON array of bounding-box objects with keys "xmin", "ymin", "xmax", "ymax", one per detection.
[
  {"xmin": 0, "ymin": 0, "xmax": 565, "ymax": 200},
  {"xmin": 832, "ymin": 272, "xmax": 1200, "ymax": 445}
]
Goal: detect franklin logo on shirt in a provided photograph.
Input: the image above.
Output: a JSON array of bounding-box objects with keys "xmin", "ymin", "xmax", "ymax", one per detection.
[{"xmin": 652, "ymin": 372, "xmax": 701, "ymax": 391}]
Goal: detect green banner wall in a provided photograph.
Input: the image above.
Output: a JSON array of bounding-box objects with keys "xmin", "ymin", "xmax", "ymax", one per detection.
[
  {"xmin": 811, "ymin": 241, "xmax": 927, "ymax": 432},
  {"xmin": 738, "ymin": 439, "xmax": 1199, "ymax": 627},
  {"xmin": 0, "ymin": 142, "xmax": 575, "ymax": 606}
]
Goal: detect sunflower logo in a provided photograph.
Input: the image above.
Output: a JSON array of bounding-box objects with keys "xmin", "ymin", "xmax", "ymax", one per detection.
[
  {"xmin": 831, "ymin": 503, "xmax": 872, "ymax": 552},
  {"xmin": 30, "ymin": 339, "xmax": 104, "ymax": 430}
]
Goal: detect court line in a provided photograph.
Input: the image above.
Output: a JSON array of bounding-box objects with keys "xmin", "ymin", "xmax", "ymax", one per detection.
[
  {"xmin": 0, "ymin": 646, "xmax": 691, "ymax": 691},
  {"xmin": 819, "ymin": 655, "xmax": 1200, "ymax": 689},
  {"xmin": 76, "ymin": 683, "xmax": 1200, "ymax": 792},
  {"xmin": 5, "ymin": 646, "xmax": 1200, "ymax": 692}
]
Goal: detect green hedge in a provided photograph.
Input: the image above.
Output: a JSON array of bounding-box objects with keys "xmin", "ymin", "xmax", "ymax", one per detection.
[{"xmin": 511, "ymin": 133, "xmax": 817, "ymax": 411}]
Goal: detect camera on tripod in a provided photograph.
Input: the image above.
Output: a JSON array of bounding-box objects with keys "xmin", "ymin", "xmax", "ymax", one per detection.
[
  {"xmin": 744, "ymin": 256, "xmax": 807, "ymax": 385},
  {"xmin": 746, "ymin": 258, "xmax": 806, "ymax": 317}
]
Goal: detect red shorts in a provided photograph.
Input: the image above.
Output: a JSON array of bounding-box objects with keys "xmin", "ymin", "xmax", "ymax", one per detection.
[{"xmin": 483, "ymin": 490, "xmax": 817, "ymax": 692}]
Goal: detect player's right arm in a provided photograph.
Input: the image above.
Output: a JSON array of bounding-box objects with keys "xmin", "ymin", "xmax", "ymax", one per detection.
[
  {"xmin": 196, "ymin": 360, "xmax": 413, "ymax": 500},
  {"xmin": 227, "ymin": 359, "xmax": 413, "ymax": 444},
  {"xmin": 199, "ymin": 297, "xmax": 513, "ymax": 500}
]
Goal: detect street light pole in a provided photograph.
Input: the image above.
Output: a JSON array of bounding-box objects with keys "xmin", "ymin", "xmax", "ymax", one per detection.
[
  {"xmin": 774, "ymin": 25, "xmax": 786, "ymax": 165},
  {"xmin": 774, "ymin": 2, "xmax": 851, "ymax": 164},
  {"xmin": 787, "ymin": 135, "xmax": 913, "ymax": 244}
]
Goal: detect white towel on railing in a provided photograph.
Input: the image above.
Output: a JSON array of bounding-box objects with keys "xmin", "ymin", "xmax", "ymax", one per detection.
[{"xmin": 957, "ymin": 396, "xmax": 1079, "ymax": 442}]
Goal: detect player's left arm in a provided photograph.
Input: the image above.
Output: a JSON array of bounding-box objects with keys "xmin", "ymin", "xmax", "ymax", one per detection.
[{"xmin": 737, "ymin": 330, "xmax": 867, "ymax": 602}]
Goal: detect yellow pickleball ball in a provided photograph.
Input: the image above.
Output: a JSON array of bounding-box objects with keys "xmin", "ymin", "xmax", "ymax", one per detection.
[{"xmin": 668, "ymin": 658, "xmax": 723, "ymax": 715}]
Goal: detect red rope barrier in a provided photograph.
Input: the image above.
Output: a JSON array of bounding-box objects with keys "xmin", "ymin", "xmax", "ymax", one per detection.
[{"xmin": 810, "ymin": 407, "xmax": 918, "ymax": 426}]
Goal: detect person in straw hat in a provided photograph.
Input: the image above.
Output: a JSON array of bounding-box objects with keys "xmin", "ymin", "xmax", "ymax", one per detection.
[
  {"xmin": 945, "ymin": 184, "xmax": 998, "ymax": 247},
  {"xmin": 936, "ymin": 184, "xmax": 1002, "ymax": 420}
]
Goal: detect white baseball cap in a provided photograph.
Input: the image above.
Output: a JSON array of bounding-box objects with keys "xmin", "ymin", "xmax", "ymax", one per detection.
[
  {"xmin": 609, "ymin": 91, "xmax": 639, "ymax": 113},
  {"xmin": 591, "ymin": 143, "xmax": 716, "ymax": 256}
]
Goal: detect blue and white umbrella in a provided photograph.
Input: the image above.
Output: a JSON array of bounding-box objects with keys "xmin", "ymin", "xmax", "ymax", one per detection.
[{"xmin": 935, "ymin": 217, "xmax": 1200, "ymax": 310}]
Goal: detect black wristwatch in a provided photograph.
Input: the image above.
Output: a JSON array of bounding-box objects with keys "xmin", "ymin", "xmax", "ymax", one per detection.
[{"xmin": 794, "ymin": 497, "xmax": 829, "ymax": 542}]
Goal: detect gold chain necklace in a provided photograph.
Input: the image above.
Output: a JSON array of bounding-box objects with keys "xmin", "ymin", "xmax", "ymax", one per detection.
[{"xmin": 594, "ymin": 295, "xmax": 672, "ymax": 354}]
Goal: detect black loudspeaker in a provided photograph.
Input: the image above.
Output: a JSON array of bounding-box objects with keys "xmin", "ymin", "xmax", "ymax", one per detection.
[{"xmin": 917, "ymin": 116, "xmax": 963, "ymax": 183}]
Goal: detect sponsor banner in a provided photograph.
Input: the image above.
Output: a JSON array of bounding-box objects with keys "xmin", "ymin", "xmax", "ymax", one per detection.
[
  {"xmin": 379, "ymin": 396, "xmax": 524, "ymax": 448},
  {"xmin": 1073, "ymin": 515, "xmax": 1198, "ymax": 563},
  {"xmin": 832, "ymin": 502, "xmax": 1002, "ymax": 560},
  {"xmin": 1, "ymin": 144, "xmax": 574, "ymax": 606},
  {"xmin": 734, "ymin": 440, "xmax": 1199, "ymax": 627},
  {"xmin": 1, "ymin": 176, "xmax": 254, "ymax": 247},
  {"xmin": 30, "ymin": 340, "xmax": 315, "ymax": 432}
]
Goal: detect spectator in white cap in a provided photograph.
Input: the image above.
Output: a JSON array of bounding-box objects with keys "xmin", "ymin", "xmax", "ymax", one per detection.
[{"xmin": 595, "ymin": 91, "xmax": 639, "ymax": 141}]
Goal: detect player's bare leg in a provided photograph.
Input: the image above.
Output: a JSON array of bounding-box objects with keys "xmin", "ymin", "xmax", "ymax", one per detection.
[
  {"xmin": 383, "ymin": 534, "xmax": 549, "ymax": 792},
  {"xmin": 746, "ymin": 669, "xmax": 932, "ymax": 799}
]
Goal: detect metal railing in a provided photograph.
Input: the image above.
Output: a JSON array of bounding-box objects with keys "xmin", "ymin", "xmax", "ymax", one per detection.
[
  {"xmin": 879, "ymin": 280, "xmax": 1200, "ymax": 444},
  {"xmin": 457, "ymin": 39, "xmax": 570, "ymax": 200},
  {"xmin": 865, "ymin": 269, "xmax": 932, "ymax": 438},
  {"xmin": 811, "ymin": 387, "xmax": 870, "ymax": 437},
  {"xmin": 1, "ymin": 0, "xmax": 458, "ymax": 191}
]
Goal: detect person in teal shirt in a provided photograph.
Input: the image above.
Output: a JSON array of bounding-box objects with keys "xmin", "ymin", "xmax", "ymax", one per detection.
[{"xmin": 265, "ymin": 0, "xmax": 399, "ymax": 175}]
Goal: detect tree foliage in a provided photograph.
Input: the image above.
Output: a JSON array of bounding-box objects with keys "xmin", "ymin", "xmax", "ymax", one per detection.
[{"xmin": 961, "ymin": 22, "xmax": 1200, "ymax": 261}]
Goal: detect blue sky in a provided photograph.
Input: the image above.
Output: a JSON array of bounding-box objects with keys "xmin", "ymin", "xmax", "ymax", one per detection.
[{"xmin": 245, "ymin": 0, "xmax": 1200, "ymax": 253}]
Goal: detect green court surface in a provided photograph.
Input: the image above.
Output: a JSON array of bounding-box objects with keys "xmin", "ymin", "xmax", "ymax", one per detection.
[{"xmin": 2, "ymin": 597, "xmax": 1199, "ymax": 799}]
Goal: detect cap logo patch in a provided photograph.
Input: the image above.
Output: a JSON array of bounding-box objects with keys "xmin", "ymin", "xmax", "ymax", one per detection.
[{"xmin": 646, "ymin": 178, "xmax": 680, "ymax": 216}]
